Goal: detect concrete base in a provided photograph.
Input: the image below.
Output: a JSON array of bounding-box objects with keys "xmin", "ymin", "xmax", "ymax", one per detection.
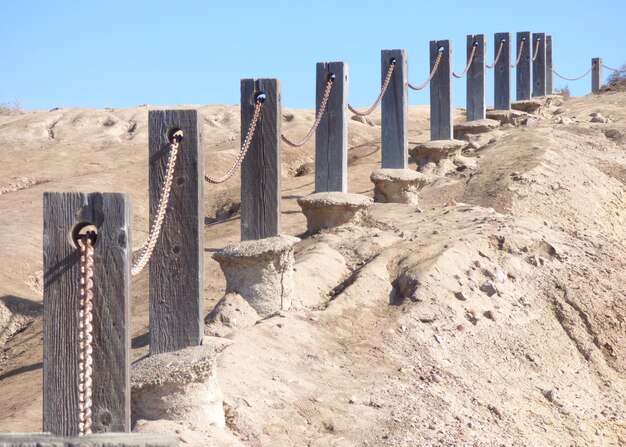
[
  {"xmin": 370, "ymin": 169, "xmax": 429, "ymax": 205},
  {"xmin": 297, "ymin": 192, "xmax": 372, "ymax": 233},
  {"xmin": 511, "ymin": 99, "xmax": 543, "ymax": 114},
  {"xmin": 212, "ymin": 235, "xmax": 300, "ymax": 317},
  {"xmin": 486, "ymin": 109, "xmax": 530, "ymax": 126},
  {"xmin": 409, "ymin": 139, "xmax": 466, "ymax": 170},
  {"xmin": 453, "ymin": 119, "xmax": 500, "ymax": 139},
  {"xmin": 131, "ymin": 342, "xmax": 232, "ymax": 429},
  {"xmin": 0, "ymin": 433, "xmax": 179, "ymax": 446},
  {"xmin": 205, "ymin": 292, "xmax": 260, "ymax": 337}
]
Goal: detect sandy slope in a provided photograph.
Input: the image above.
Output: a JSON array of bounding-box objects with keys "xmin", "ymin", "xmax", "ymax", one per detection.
[{"xmin": 0, "ymin": 92, "xmax": 625, "ymax": 446}]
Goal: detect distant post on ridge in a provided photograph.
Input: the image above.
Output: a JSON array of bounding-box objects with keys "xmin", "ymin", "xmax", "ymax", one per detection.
[
  {"xmin": 430, "ymin": 39, "xmax": 452, "ymax": 140},
  {"xmin": 592, "ymin": 58, "xmax": 603, "ymax": 93},
  {"xmin": 494, "ymin": 32, "xmax": 511, "ymax": 110},
  {"xmin": 546, "ymin": 35, "xmax": 553, "ymax": 94},
  {"xmin": 532, "ymin": 32, "xmax": 547, "ymax": 97},
  {"xmin": 466, "ymin": 34, "xmax": 486, "ymax": 121},
  {"xmin": 516, "ymin": 31, "xmax": 532, "ymax": 101},
  {"xmin": 381, "ymin": 49, "xmax": 408, "ymax": 169}
]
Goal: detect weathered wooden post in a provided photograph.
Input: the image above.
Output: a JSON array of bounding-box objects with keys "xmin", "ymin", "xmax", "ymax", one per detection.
[
  {"xmin": 43, "ymin": 192, "xmax": 131, "ymax": 436},
  {"xmin": 546, "ymin": 35, "xmax": 553, "ymax": 94},
  {"xmin": 315, "ymin": 62, "xmax": 348, "ymax": 192},
  {"xmin": 494, "ymin": 32, "xmax": 511, "ymax": 110},
  {"xmin": 241, "ymin": 79, "xmax": 281, "ymax": 240},
  {"xmin": 532, "ymin": 32, "xmax": 547, "ymax": 97},
  {"xmin": 381, "ymin": 49, "xmax": 408, "ymax": 168},
  {"xmin": 148, "ymin": 110, "xmax": 203, "ymax": 356},
  {"xmin": 466, "ymin": 34, "xmax": 486, "ymax": 121},
  {"xmin": 516, "ymin": 31, "xmax": 532, "ymax": 100},
  {"xmin": 430, "ymin": 39, "xmax": 452, "ymax": 140},
  {"xmin": 592, "ymin": 58, "xmax": 603, "ymax": 93}
]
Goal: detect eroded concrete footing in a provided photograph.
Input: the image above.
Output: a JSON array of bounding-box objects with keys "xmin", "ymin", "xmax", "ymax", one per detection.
[
  {"xmin": 212, "ymin": 234, "xmax": 300, "ymax": 317},
  {"xmin": 297, "ymin": 192, "xmax": 372, "ymax": 233},
  {"xmin": 370, "ymin": 168, "xmax": 429, "ymax": 205},
  {"xmin": 131, "ymin": 340, "xmax": 232, "ymax": 429},
  {"xmin": 409, "ymin": 139, "xmax": 466, "ymax": 171}
]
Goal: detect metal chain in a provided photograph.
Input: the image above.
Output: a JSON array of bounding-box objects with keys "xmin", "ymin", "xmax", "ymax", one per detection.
[
  {"xmin": 452, "ymin": 43, "xmax": 478, "ymax": 78},
  {"xmin": 603, "ymin": 64, "xmax": 618, "ymax": 72},
  {"xmin": 205, "ymin": 100, "xmax": 263, "ymax": 184},
  {"xmin": 348, "ymin": 61, "xmax": 395, "ymax": 116},
  {"xmin": 531, "ymin": 37, "xmax": 541, "ymax": 61},
  {"xmin": 281, "ymin": 77, "xmax": 334, "ymax": 147},
  {"xmin": 486, "ymin": 40, "xmax": 505, "ymax": 69},
  {"xmin": 553, "ymin": 64, "xmax": 595, "ymax": 81},
  {"xmin": 511, "ymin": 39, "xmax": 525, "ymax": 68},
  {"xmin": 78, "ymin": 236, "xmax": 94, "ymax": 436},
  {"xmin": 131, "ymin": 140, "xmax": 179, "ymax": 276},
  {"xmin": 408, "ymin": 50, "xmax": 444, "ymax": 91}
]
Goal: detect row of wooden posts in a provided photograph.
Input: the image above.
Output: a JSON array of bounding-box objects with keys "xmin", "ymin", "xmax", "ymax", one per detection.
[{"xmin": 11, "ymin": 31, "xmax": 607, "ymax": 444}]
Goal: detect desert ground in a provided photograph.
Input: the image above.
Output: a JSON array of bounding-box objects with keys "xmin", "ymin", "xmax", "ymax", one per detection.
[{"xmin": 0, "ymin": 87, "xmax": 625, "ymax": 446}]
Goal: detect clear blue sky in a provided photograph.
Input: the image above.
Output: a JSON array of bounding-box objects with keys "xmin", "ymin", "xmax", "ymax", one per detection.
[{"xmin": 1, "ymin": 0, "xmax": 624, "ymax": 111}]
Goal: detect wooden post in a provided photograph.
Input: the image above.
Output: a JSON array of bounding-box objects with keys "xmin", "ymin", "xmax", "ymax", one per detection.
[
  {"xmin": 0, "ymin": 433, "xmax": 178, "ymax": 446},
  {"xmin": 241, "ymin": 79, "xmax": 281, "ymax": 240},
  {"xmin": 430, "ymin": 40, "xmax": 452, "ymax": 140},
  {"xmin": 592, "ymin": 58, "xmax": 603, "ymax": 93},
  {"xmin": 494, "ymin": 32, "xmax": 511, "ymax": 110},
  {"xmin": 516, "ymin": 31, "xmax": 532, "ymax": 101},
  {"xmin": 315, "ymin": 62, "xmax": 348, "ymax": 192},
  {"xmin": 43, "ymin": 192, "xmax": 131, "ymax": 436},
  {"xmin": 546, "ymin": 35, "xmax": 553, "ymax": 94},
  {"xmin": 148, "ymin": 110, "xmax": 203, "ymax": 356},
  {"xmin": 532, "ymin": 32, "xmax": 547, "ymax": 97},
  {"xmin": 466, "ymin": 34, "xmax": 485, "ymax": 121},
  {"xmin": 381, "ymin": 49, "xmax": 408, "ymax": 168}
]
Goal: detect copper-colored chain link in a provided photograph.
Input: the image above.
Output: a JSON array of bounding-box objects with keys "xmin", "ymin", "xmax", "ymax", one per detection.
[
  {"xmin": 511, "ymin": 39, "xmax": 525, "ymax": 68},
  {"xmin": 131, "ymin": 140, "xmax": 179, "ymax": 276},
  {"xmin": 348, "ymin": 61, "xmax": 395, "ymax": 116},
  {"xmin": 452, "ymin": 43, "xmax": 478, "ymax": 78},
  {"xmin": 408, "ymin": 50, "xmax": 444, "ymax": 91},
  {"xmin": 553, "ymin": 64, "xmax": 596, "ymax": 81},
  {"xmin": 486, "ymin": 40, "xmax": 505, "ymax": 69},
  {"xmin": 78, "ymin": 236, "xmax": 94, "ymax": 436},
  {"xmin": 204, "ymin": 100, "xmax": 263, "ymax": 184},
  {"xmin": 281, "ymin": 77, "xmax": 334, "ymax": 147},
  {"xmin": 531, "ymin": 37, "xmax": 541, "ymax": 61}
]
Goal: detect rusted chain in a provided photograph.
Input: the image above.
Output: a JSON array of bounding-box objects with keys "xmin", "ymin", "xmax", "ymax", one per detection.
[
  {"xmin": 553, "ymin": 64, "xmax": 595, "ymax": 81},
  {"xmin": 511, "ymin": 39, "xmax": 525, "ymax": 68},
  {"xmin": 603, "ymin": 64, "xmax": 618, "ymax": 72},
  {"xmin": 486, "ymin": 39, "xmax": 505, "ymax": 69},
  {"xmin": 348, "ymin": 61, "xmax": 395, "ymax": 116},
  {"xmin": 78, "ymin": 236, "xmax": 94, "ymax": 436},
  {"xmin": 531, "ymin": 37, "xmax": 541, "ymax": 61},
  {"xmin": 408, "ymin": 50, "xmax": 444, "ymax": 91},
  {"xmin": 131, "ymin": 139, "xmax": 180, "ymax": 276},
  {"xmin": 281, "ymin": 76, "xmax": 334, "ymax": 147},
  {"xmin": 453, "ymin": 43, "xmax": 478, "ymax": 78},
  {"xmin": 205, "ymin": 100, "xmax": 263, "ymax": 183}
]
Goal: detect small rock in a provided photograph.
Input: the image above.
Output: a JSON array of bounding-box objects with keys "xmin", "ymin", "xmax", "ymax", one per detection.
[
  {"xmin": 480, "ymin": 281, "xmax": 497, "ymax": 297},
  {"xmin": 494, "ymin": 267, "xmax": 507, "ymax": 283},
  {"xmin": 431, "ymin": 373, "xmax": 443, "ymax": 383},
  {"xmin": 454, "ymin": 291, "xmax": 468, "ymax": 301},
  {"xmin": 349, "ymin": 396, "xmax": 358, "ymax": 404},
  {"xmin": 524, "ymin": 118, "xmax": 538, "ymax": 127},
  {"xmin": 544, "ymin": 388, "xmax": 558, "ymax": 402},
  {"xmin": 483, "ymin": 310, "xmax": 496, "ymax": 321}
]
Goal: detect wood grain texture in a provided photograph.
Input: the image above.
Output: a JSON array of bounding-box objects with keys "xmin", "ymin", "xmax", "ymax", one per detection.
[
  {"xmin": 148, "ymin": 110, "xmax": 203, "ymax": 356},
  {"xmin": 516, "ymin": 31, "xmax": 532, "ymax": 101},
  {"xmin": 430, "ymin": 40, "xmax": 452, "ymax": 140},
  {"xmin": 0, "ymin": 433, "xmax": 178, "ymax": 447},
  {"xmin": 494, "ymin": 32, "xmax": 511, "ymax": 110},
  {"xmin": 381, "ymin": 49, "xmax": 408, "ymax": 168},
  {"xmin": 546, "ymin": 35, "xmax": 553, "ymax": 94},
  {"xmin": 315, "ymin": 62, "xmax": 348, "ymax": 192},
  {"xmin": 532, "ymin": 32, "xmax": 547, "ymax": 97},
  {"xmin": 43, "ymin": 192, "xmax": 131, "ymax": 436},
  {"xmin": 592, "ymin": 58, "xmax": 603, "ymax": 93},
  {"xmin": 241, "ymin": 79, "xmax": 281, "ymax": 240},
  {"xmin": 466, "ymin": 35, "xmax": 486, "ymax": 121}
]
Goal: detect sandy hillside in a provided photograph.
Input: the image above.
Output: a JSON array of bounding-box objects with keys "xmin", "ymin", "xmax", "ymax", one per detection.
[{"xmin": 0, "ymin": 89, "xmax": 625, "ymax": 446}]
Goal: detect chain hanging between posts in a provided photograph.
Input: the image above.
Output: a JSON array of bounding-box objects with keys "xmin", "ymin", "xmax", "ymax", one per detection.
[
  {"xmin": 603, "ymin": 64, "xmax": 618, "ymax": 72},
  {"xmin": 553, "ymin": 64, "xmax": 595, "ymax": 81},
  {"xmin": 511, "ymin": 39, "xmax": 525, "ymax": 68},
  {"xmin": 78, "ymin": 236, "xmax": 94, "ymax": 436},
  {"xmin": 131, "ymin": 139, "xmax": 180, "ymax": 276},
  {"xmin": 452, "ymin": 43, "xmax": 478, "ymax": 78},
  {"xmin": 531, "ymin": 37, "xmax": 541, "ymax": 61},
  {"xmin": 408, "ymin": 50, "xmax": 444, "ymax": 91},
  {"xmin": 486, "ymin": 40, "xmax": 505, "ymax": 69},
  {"xmin": 281, "ymin": 77, "xmax": 334, "ymax": 147},
  {"xmin": 348, "ymin": 61, "xmax": 395, "ymax": 116},
  {"xmin": 204, "ymin": 100, "xmax": 263, "ymax": 184}
]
